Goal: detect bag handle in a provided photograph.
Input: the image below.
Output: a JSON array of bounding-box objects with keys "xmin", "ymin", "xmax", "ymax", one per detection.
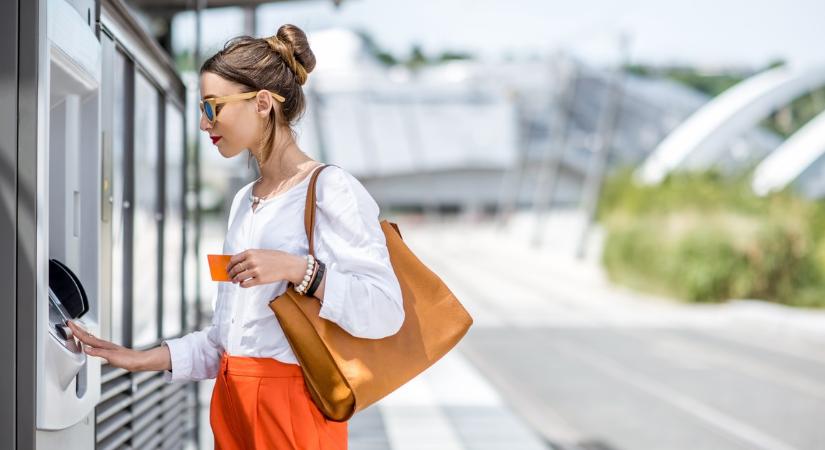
[
  {"xmin": 302, "ymin": 164, "xmax": 400, "ymax": 255},
  {"xmin": 303, "ymin": 164, "xmax": 335, "ymax": 256}
]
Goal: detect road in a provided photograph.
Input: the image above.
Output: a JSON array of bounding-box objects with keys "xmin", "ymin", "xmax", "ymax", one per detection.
[{"xmin": 395, "ymin": 216, "xmax": 825, "ymax": 450}]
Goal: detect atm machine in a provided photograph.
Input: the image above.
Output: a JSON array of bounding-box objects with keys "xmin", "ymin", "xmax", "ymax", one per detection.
[{"xmin": 36, "ymin": 0, "xmax": 102, "ymax": 447}]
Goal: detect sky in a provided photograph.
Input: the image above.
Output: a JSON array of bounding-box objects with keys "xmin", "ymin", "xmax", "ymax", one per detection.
[{"xmin": 171, "ymin": 0, "xmax": 825, "ymax": 69}]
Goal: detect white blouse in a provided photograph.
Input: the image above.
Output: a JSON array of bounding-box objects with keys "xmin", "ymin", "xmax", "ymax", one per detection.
[{"xmin": 163, "ymin": 165, "xmax": 405, "ymax": 383}]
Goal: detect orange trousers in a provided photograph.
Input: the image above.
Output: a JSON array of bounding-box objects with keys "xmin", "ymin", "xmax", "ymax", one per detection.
[{"xmin": 210, "ymin": 353, "xmax": 348, "ymax": 450}]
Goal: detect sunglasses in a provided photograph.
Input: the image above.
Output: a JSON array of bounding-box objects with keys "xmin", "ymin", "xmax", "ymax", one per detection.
[{"xmin": 199, "ymin": 90, "xmax": 286, "ymax": 124}]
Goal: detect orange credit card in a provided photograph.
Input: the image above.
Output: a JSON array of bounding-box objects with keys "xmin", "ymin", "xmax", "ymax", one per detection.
[{"xmin": 207, "ymin": 254, "xmax": 233, "ymax": 282}]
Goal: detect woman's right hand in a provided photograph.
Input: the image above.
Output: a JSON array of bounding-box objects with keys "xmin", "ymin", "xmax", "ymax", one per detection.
[{"xmin": 66, "ymin": 320, "xmax": 171, "ymax": 372}]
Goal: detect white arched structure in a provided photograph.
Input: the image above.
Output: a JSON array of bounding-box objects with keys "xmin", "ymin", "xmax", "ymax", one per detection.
[
  {"xmin": 752, "ymin": 109, "xmax": 825, "ymax": 196},
  {"xmin": 638, "ymin": 64, "xmax": 825, "ymax": 184}
]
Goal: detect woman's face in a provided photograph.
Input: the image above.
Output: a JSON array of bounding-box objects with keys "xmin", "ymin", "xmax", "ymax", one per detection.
[{"xmin": 199, "ymin": 72, "xmax": 268, "ymax": 159}]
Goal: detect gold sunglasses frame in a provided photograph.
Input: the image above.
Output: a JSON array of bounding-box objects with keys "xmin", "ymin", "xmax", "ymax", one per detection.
[{"xmin": 199, "ymin": 90, "xmax": 286, "ymax": 124}]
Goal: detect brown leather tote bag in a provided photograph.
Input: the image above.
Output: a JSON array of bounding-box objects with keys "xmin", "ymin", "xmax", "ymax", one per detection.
[{"xmin": 269, "ymin": 164, "xmax": 473, "ymax": 422}]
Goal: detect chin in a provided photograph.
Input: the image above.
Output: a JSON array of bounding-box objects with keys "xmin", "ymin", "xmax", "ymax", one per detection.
[
  {"xmin": 217, "ymin": 147, "xmax": 236, "ymax": 158},
  {"xmin": 217, "ymin": 145, "xmax": 242, "ymax": 159}
]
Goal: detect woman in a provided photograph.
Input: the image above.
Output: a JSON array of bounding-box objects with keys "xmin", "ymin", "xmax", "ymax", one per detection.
[{"xmin": 68, "ymin": 24, "xmax": 405, "ymax": 450}]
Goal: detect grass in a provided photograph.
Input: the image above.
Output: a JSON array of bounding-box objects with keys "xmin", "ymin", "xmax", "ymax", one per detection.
[{"xmin": 600, "ymin": 169, "xmax": 825, "ymax": 307}]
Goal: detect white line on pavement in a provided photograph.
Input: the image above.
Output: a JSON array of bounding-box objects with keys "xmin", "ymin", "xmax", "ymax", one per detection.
[{"xmin": 553, "ymin": 341, "xmax": 801, "ymax": 450}]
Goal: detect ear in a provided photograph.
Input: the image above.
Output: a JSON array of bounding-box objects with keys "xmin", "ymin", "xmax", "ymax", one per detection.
[{"xmin": 255, "ymin": 90, "xmax": 274, "ymax": 118}]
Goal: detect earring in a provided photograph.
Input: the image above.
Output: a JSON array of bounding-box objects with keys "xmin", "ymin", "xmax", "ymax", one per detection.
[
  {"xmin": 256, "ymin": 127, "xmax": 265, "ymax": 169},
  {"xmin": 255, "ymin": 117, "xmax": 265, "ymax": 169}
]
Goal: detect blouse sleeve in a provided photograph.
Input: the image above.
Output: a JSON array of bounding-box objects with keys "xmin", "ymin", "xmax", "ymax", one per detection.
[
  {"xmin": 161, "ymin": 317, "xmax": 222, "ymax": 383},
  {"xmin": 313, "ymin": 167, "xmax": 405, "ymax": 339},
  {"xmin": 161, "ymin": 183, "xmax": 250, "ymax": 382}
]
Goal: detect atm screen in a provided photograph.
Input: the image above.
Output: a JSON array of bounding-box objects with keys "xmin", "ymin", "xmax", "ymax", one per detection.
[{"xmin": 48, "ymin": 259, "xmax": 89, "ymax": 319}]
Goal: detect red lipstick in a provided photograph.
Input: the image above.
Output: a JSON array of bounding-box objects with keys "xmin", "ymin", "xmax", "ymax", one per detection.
[{"xmin": 210, "ymin": 135, "xmax": 222, "ymax": 144}]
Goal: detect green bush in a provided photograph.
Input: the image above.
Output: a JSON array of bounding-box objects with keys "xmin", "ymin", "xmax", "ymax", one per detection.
[{"xmin": 600, "ymin": 170, "xmax": 825, "ymax": 307}]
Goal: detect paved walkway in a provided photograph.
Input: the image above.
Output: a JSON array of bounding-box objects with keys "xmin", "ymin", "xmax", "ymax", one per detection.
[{"xmin": 192, "ymin": 210, "xmax": 825, "ymax": 449}]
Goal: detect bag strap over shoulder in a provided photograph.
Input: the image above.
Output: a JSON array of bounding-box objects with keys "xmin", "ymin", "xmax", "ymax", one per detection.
[{"xmin": 303, "ymin": 164, "xmax": 335, "ymax": 256}]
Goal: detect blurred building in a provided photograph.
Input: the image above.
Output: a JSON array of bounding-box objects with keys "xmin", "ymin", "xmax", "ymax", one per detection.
[{"xmin": 295, "ymin": 29, "xmax": 781, "ymax": 214}]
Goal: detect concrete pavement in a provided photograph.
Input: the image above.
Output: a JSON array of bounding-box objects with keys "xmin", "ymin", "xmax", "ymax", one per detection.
[{"xmin": 193, "ymin": 210, "xmax": 825, "ymax": 449}]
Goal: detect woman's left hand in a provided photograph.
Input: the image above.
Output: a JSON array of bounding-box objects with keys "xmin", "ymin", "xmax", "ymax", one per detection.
[{"xmin": 226, "ymin": 249, "xmax": 305, "ymax": 288}]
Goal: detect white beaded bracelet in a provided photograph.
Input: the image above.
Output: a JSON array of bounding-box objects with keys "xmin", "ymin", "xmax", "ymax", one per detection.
[{"xmin": 294, "ymin": 254, "xmax": 316, "ymax": 294}]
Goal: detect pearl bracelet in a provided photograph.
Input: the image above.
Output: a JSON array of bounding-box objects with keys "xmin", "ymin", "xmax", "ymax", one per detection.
[{"xmin": 293, "ymin": 254, "xmax": 316, "ymax": 294}]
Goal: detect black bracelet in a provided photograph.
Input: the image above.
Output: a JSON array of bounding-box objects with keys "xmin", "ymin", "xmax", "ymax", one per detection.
[{"xmin": 305, "ymin": 260, "xmax": 326, "ymax": 298}]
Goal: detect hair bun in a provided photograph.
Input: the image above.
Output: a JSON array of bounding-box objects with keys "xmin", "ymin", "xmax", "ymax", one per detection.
[{"xmin": 264, "ymin": 24, "xmax": 316, "ymax": 85}]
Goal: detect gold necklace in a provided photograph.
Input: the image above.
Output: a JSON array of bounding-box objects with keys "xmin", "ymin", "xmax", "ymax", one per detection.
[
  {"xmin": 249, "ymin": 164, "xmax": 318, "ymax": 209},
  {"xmin": 249, "ymin": 177, "xmax": 270, "ymax": 210}
]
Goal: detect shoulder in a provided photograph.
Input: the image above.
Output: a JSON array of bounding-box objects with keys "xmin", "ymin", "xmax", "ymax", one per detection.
[{"xmin": 315, "ymin": 165, "xmax": 379, "ymax": 220}]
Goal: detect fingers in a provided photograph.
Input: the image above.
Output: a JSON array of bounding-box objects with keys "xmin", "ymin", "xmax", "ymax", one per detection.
[
  {"xmin": 228, "ymin": 250, "xmax": 248, "ymax": 265},
  {"xmin": 66, "ymin": 323, "xmax": 138, "ymax": 370},
  {"xmin": 228, "ymin": 261, "xmax": 248, "ymax": 279},
  {"xmin": 81, "ymin": 344, "xmax": 134, "ymax": 370},
  {"xmin": 83, "ymin": 346, "xmax": 113, "ymax": 366},
  {"xmin": 67, "ymin": 320, "xmax": 118, "ymax": 350},
  {"xmin": 232, "ymin": 266, "xmax": 255, "ymax": 284},
  {"xmin": 227, "ymin": 259, "xmax": 246, "ymax": 279},
  {"xmin": 239, "ymin": 275, "xmax": 258, "ymax": 288},
  {"xmin": 227, "ymin": 250, "xmax": 251, "ymax": 275}
]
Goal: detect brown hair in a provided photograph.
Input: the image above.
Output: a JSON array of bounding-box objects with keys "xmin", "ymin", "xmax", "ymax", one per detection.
[{"xmin": 200, "ymin": 24, "xmax": 316, "ymax": 164}]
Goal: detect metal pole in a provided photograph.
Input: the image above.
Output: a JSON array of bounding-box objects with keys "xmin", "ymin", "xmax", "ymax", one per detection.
[
  {"xmin": 13, "ymin": 0, "xmax": 42, "ymax": 446},
  {"xmin": 576, "ymin": 33, "xmax": 629, "ymax": 259},
  {"xmin": 531, "ymin": 55, "xmax": 578, "ymax": 247},
  {"xmin": 243, "ymin": 5, "xmax": 256, "ymax": 36},
  {"xmin": 495, "ymin": 91, "xmax": 529, "ymax": 229},
  {"xmin": 192, "ymin": 0, "xmax": 206, "ymax": 447},
  {"xmin": 355, "ymin": 90, "xmax": 380, "ymax": 173},
  {"xmin": 194, "ymin": 0, "xmax": 205, "ymax": 342},
  {"xmin": 307, "ymin": 86, "xmax": 329, "ymax": 163}
]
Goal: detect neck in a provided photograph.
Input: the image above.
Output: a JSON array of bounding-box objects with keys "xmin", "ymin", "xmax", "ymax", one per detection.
[{"xmin": 256, "ymin": 133, "xmax": 316, "ymax": 185}]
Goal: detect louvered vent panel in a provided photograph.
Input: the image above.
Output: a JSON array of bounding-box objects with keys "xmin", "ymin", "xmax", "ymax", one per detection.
[{"xmin": 95, "ymin": 364, "xmax": 198, "ymax": 449}]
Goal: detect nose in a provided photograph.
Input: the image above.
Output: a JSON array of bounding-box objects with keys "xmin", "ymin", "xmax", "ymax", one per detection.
[{"xmin": 199, "ymin": 113, "xmax": 211, "ymax": 131}]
